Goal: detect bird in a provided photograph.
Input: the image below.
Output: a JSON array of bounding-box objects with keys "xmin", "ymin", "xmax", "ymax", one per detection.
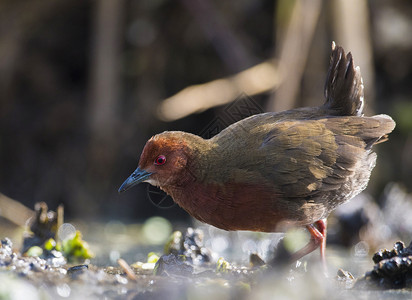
[{"xmin": 119, "ymin": 42, "xmax": 395, "ymax": 265}]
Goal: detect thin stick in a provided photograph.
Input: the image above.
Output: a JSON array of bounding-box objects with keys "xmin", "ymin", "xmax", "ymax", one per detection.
[
  {"xmin": 0, "ymin": 193, "xmax": 34, "ymax": 227},
  {"xmin": 117, "ymin": 258, "xmax": 137, "ymax": 281}
]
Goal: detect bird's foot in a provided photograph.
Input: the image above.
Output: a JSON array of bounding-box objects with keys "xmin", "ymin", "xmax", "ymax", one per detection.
[{"xmin": 269, "ymin": 219, "xmax": 328, "ymax": 275}]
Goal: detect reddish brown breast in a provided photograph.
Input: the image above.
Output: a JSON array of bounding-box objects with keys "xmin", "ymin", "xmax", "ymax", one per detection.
[{"xmin": 163, "ymin": 181, "xmax": 324, "ymax": 232}]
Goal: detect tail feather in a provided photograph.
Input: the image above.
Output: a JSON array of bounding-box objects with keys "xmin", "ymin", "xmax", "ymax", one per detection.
[
  {"xmin": 323, "ymin": 42, "xmax": 364, "ymax": 117},
  {"xmin": 364, "ymin": 114, "xmax": 396, "ymax": 149}
]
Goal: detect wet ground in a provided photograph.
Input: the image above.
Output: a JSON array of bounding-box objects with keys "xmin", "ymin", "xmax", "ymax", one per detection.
[
  {"xmin": 2, "ymin": 217, "xmax": 412, "ymax": 300},
  {"xmin": 2, "ymin": 186, "xmax": 412, "ymax": 299}
]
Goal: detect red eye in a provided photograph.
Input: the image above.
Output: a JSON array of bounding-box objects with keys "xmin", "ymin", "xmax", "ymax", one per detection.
[{"xmin": 154, "ymin": 155, "xmax": 166, "ymax": 165}]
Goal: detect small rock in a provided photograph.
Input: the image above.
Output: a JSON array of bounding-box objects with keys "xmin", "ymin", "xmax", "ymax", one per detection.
[
  {"xmin": 67, "ymin": 264, "xmax": 88, "ymax": 273},
  {"xmin": 357, "ymin": 240, "xmax": 412, "ymax": 288},
  {"xmin": 154, "ymin": 254, "xmax": 193, "ymax": 276},
  {"xmin": 249, "ymin": 253, "xmax": 265, "ymax": 268}
]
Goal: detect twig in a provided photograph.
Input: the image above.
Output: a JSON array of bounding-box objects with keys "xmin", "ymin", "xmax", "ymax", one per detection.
[
  {"xmin": 157, "ymin": 60, "xmax": 280, "ymax": 121},
  {"xmin": 117, "ymin": 258, "xmax": 137, "ymax": 281},
  {"xmin": 0, "ymin": 193, "xmax": 35, "ymax": 227},
  {"xmin": 268, "ymin": 0, "xmax": 323, "ymax": 112},
  {"xmin": 329, "ymin": 0, "xmax": 374, "ymax": 113},
  {"xmin": 88, "ymin": 0, "xmax": 124, "ymax": 139}
]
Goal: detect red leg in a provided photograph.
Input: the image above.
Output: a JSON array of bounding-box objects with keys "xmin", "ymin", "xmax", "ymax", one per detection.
[
  {"xmin": 270, "ymin": 219, "xmax": 328, "ymax": 271},
  {"xmin": 289, "ymin": 219, "xmax": 327, "ymax": 265},
  {"xmin": 315, "ymin": 219, "xmax": 327, "ymax": 265}
]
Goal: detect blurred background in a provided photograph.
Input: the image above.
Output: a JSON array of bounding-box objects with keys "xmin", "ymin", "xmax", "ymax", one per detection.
[{"xmin": 0, "ymin": 0, "xmax": 411, "ymax": 259}]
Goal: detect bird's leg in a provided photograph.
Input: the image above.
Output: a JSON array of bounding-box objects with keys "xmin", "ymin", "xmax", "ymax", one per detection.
[
  {"xmin": 315, "ymin": 219, "xmax": 327, "ymax": 264},
  {"xmin": 289, "ymin": 219, "xmax": 327, "ymax": 264},
  {"xmin": 269, "ymin": 219, "xmax": 329, "ymax": 270}
]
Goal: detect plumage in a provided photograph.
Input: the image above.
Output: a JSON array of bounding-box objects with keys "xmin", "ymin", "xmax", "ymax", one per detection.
[{"xmin": 119, "ymin": 43, "xmax": 396, "ymax": 264}]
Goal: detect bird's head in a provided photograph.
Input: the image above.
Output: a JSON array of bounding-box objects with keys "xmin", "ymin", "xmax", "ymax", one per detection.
[{"xmin": 118, "ymin": 131, "xmax": 203, "ymax": 193}]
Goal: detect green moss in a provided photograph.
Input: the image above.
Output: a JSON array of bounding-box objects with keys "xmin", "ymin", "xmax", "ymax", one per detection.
[
  {"xmin": 26, "ymin": 246, "xmax": 43, "ymax": 257},
  {"xmin": 216, "ymin": 257, "xmax": 230, "ymax": 273},
  {"xmin": 164, "ymin": 231, "xmax": 182, "ymax": 254},
  {"xmin": 61, "ymin": 230, "xmax": 94, "ymax": 262},
  {"xmin": 44, "ymin": 238, "xmax": 56, "ymax": 251},
  {"xmin": 147, "ymin": 252, "xmax": 160, "ymax": 264}
]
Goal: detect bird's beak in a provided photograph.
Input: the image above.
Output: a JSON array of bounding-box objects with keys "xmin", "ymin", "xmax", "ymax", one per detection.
[{"xmin": 118, "ymin": 167, "xmax": 152, "ymax": 193}]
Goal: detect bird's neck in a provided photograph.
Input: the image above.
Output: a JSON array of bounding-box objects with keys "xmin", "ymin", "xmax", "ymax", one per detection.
[{"xmin": 178, "ymin": 135, "xmax": 219, "ymax": 183}]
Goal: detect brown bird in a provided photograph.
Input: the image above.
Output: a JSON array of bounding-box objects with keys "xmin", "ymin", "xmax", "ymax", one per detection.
[{"xmin": 119, "ymin": 42, "xmax": 395, "ymax": 264}]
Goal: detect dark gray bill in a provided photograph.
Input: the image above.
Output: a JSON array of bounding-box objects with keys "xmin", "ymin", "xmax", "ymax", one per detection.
[{"xmin": 118, "ymin": 167, "xmax": 152, "ymax": 193}]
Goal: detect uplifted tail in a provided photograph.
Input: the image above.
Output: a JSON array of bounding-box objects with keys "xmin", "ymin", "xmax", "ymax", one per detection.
[{"xmin": 323, "ymin": 42, "xmax": 364, "ymax": 117}]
